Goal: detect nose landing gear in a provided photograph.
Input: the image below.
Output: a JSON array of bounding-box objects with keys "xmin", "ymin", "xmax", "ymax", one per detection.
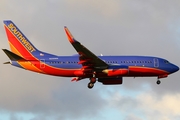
[
  {"xmin": 156, "ymin": 75, "xmax": 168, "ymax": 85},
  {"xmin": 156, "ymin": 80, "xmax": 161, "ymax": 85}
]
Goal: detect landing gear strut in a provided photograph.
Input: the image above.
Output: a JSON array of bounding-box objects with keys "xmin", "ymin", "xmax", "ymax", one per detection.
[
  {"xmin": 156, "ymin": 80, "xmax": 161, "ymax": 85},
  {"xmin": 88, "ymin": 73, "xmax": 96, "ymax": 89}
]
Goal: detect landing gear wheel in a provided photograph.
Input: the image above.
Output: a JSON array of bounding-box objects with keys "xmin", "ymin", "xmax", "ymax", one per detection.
[
  {"xmin": 88, "ymin": 82, "xmax": 94, "ymax": 89},
  {"xmin": 88, "ymin": 76, "xmax": 96, "ymax": 89},
  {"xmin": 156, "ymin": 80, "xmax": 161, "ymax": 85}
]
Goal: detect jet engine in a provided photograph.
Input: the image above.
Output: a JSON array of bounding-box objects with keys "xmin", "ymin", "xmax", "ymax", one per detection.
[{"xmin": 98, "ymin": 77, "xmax": 123, "ymax": 85}]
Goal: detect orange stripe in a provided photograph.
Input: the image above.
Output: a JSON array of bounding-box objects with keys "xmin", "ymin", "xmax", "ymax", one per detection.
[
  {"xmin": 8, "ymin": 42, "xmax": 44, "ymax": 73},
  {"xmin": 8, "ymin": 41, "xmax": 23, "ymax": 57},
  {"xmin": 18, "ymin": 61, "xmax": 44, "ymax": 73}
]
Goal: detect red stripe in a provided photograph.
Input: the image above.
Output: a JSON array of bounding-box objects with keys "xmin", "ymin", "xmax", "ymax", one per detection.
[{"xmin": 128, "ymin": 66, "xmax": 169, "ymax": 76}]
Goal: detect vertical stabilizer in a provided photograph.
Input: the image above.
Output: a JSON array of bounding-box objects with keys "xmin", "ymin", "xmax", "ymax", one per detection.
[{"xmin": 3, "ymin": 20, "xmax": 40, "ymax": 59}]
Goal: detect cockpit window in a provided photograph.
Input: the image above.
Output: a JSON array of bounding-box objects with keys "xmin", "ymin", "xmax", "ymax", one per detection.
[{"xmin": 164, "ymin": 60, "xmax": 169, "ymax": 64}]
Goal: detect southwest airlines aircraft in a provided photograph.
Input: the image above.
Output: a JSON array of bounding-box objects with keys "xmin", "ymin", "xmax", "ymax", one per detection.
[{"xmin": 2, "ymin": 20, "xmax": 179, "ymax": 89}]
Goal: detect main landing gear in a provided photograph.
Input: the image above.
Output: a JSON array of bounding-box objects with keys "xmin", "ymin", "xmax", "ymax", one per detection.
[
  {"xmin": 88, "ymin": 73, "xmax": 96, "ymax": 89},
  {"xmin": 88, "ymin": 77, "xmax": 96, "ymax": 89}
]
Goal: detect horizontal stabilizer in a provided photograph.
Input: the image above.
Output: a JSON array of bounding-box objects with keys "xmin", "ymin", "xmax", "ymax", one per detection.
[
  {"xmin": 2, "ymin": 49, "xmax": 25, "ymax": 61},
  {"xmin": 3, "ymin": 61, "xmax": 11, "ymax": 64}
]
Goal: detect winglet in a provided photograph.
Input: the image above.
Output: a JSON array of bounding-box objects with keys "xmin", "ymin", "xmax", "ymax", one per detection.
[{"xmin": 64, "ymin": 26, "xmax": 76, "ymax": 43}]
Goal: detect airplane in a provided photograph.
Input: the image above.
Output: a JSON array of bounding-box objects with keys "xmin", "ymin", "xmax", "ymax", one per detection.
[{"xmin": 2, "ymin": 20, "xmax": 179, "ymax": 89}]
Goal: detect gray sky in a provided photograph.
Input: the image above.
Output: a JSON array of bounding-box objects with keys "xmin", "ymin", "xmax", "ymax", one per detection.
[{"xmin": 1, "ymin": 0, "xmax": 180, "ymax": 120}]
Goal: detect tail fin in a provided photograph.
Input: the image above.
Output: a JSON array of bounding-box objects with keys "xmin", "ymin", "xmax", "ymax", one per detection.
[{"xmin": 3, "ymin": 20, "xmax": 40, "ymax": 59}]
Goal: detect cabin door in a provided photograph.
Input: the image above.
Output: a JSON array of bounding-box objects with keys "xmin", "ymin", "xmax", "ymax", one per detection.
[
  {"xmin": 154, "ymin": 58, "xmax": 159, "ymax": 68},
  {"xmin": 40, "ymin": 59, "xmax": 45, "ymax": 69}
]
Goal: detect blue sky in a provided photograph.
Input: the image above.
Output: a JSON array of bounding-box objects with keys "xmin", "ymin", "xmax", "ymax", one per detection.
[{"xmin": 1, "ymin": 0, "xmax": 180, "ymax": 120}]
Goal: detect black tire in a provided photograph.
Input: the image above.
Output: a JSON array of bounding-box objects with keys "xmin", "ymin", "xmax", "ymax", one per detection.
[
  {"xmin": 88, "ymin": 82, "xmax": 94, "ymax": 89},
  {"xmin": 156, "ymin": 80, "xmax": 161, "ymax": 85}
]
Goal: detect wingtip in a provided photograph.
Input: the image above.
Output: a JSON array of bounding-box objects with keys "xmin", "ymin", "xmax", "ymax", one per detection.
[
  {"xmin": 64, "ymin": 26, "xmax": 69, "ymax": 31},
  {"xmin": 64, "ymin": 26, "xmax": 76, "ymax": 43}
]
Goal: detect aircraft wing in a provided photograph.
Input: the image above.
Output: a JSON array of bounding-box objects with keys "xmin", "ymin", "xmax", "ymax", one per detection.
[{"xmin": 64, "ymin": 27, "xmax": 108, "ymax": 70}]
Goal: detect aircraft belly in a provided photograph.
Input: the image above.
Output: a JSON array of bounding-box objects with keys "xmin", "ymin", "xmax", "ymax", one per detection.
[{"xmin": 128, "ymin": 66, "xmax": 169, "ymax": 77}]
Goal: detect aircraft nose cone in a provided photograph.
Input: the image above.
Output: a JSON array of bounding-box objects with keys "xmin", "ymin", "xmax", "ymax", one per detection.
[{"xmin": 173, "ymin": 64, "xmax": 179, "ymax": 73}]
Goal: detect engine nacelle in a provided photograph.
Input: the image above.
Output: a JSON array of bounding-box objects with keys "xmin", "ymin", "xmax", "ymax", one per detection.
[
  {"xmin": 102, "ymin": 69, "xmax": 128, "ymax": 76},
  {"xmin": 74, "ymin": 69, "xmax": 93, "ymax": 77},
  {"xmin": 74, "ymin": 70, "xmax": 84, "ymax": 76},
  {"xmin": 102, "ymin": 65, "xmax": 129, "ymax": 77},
  {"xmin": 98, "ymin": 77, "xmax": 123, "ymax": 85}
]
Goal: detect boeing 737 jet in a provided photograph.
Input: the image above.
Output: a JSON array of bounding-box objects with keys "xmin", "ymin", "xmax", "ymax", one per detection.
[{"xmin": 2, "ymin": 20, "xmax": 179, "ymax": 89}]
